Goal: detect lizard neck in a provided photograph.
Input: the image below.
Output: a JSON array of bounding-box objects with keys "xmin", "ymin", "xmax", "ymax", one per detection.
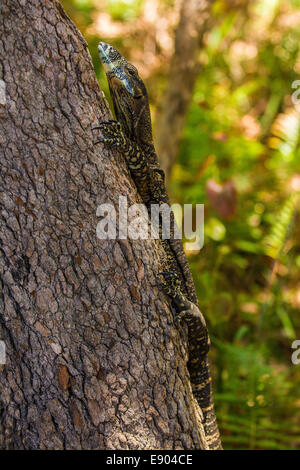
[{"xmin": 107, "ymin": 72, "xmax": 158, "ymax": 164}]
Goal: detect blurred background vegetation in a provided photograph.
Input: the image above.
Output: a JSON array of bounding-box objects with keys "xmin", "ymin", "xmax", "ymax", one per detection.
[{"xmin": 61, "ymin": 0, "xmax": 300, "ymax": 449}]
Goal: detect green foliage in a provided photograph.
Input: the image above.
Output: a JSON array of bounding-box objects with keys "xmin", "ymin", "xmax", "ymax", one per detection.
[
  {"xmin": 213, "ymin": 338, "xmax": 300, "ymax": 449},
  {"xmin": 106, "ymin": 0, "xmax": 143, "ymax": 21},
  {"xmin": 175, "ymin": 0, "xmax": 300, "ymax": 449}
]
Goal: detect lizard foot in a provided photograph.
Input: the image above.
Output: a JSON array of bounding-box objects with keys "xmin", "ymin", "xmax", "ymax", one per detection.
[
  {"xmin": 174, "ymin": 310, "xmax": 189, "ymax": 326},
  {"xmin": 93, "ymin": 120, "xmax": 126, "ymax": 148}
]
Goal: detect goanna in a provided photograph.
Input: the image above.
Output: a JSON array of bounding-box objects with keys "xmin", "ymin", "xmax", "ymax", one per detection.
[
  {"xmin": 95, "ymin": 43, "xmax": 196, "ymax": 305},
  {"xmin": 94, "ymin": 42, "xmax": 222, "ymax": 450}
]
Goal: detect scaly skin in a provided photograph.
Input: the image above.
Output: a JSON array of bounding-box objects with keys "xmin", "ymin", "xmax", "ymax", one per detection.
[
  {"xmin": 158, "ymin": 272, "xmax": 221, "ymax": 450},
  {"xmin": 94, "ymin": 42, "xmax": 196, "ymax": 303},
  {"xmin": 94, "ymin": 42, "xmax": 222, "ymax": 450}
]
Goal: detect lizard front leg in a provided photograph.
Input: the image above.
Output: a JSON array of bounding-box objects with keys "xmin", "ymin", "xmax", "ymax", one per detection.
[
  {"xmin": 93, "ymin": 120, "xmax": 147, "ymax": 173},
  {"xmin": 93, "ymin": 120, "xmax": 151, "ymax": 201}
]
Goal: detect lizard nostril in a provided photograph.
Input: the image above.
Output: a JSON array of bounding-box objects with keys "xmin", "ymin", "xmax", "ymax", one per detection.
[{"xmin": 99, "ymin": 42, "xmax": 108, "ymax": 50}]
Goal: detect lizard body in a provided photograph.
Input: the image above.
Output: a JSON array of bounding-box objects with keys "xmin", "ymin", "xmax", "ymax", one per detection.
[
  {"xmin": 94, "ymin": 43, "xmax": 196, "ymax": 303},
  {"xmin": 95, "ymin": 42, "xmax": 222, "ymax": 450}
]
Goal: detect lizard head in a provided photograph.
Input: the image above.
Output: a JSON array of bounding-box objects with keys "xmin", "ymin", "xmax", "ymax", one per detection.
[
  {"xmin": 98, "ymin": 42, "xmax": 153, "ymax": 144},
  {"xmin": 98, "ymin": 42, "xmax": 144, "ymax": 98}
]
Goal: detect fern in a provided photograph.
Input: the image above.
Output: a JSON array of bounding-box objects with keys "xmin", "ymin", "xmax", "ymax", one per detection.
[
  {"xmin": 213, "ymin": 339, "xmax": 300, "ymax": 449},
  {"xmin": 264, "ymin": 193, "xmax": 298, "ymax": 259}
]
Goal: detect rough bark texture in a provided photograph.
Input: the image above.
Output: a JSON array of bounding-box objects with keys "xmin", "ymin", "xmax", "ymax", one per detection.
[
  {"xmin": 0, "ymin": 0, "xmax": 209, "ymax": 450},
  {"xmin": 155, "ymin": 0, "xmax": 213, "ymax": 178}
]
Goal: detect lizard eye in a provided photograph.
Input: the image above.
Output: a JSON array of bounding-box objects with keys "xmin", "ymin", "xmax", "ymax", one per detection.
[{"xmin": 127, "ymin": 65, "xmax": 138, "ymax": 76}]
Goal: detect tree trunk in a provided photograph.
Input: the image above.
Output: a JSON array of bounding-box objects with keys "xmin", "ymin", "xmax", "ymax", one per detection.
[
  {"xmin": 155, "ymin": 0, "xmax": 213, "ymax": 178},
  {"xmin": 0, "ymin": 0, "xmax": 209, "ymax": 450}
]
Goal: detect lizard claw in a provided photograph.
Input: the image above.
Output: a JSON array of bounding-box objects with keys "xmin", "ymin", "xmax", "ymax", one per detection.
[
  {"xmin": 92, "ymin": 119, "xmax": 118, "ymax": 130},
  {"xmin": 92, "ymin": 121, "xmax": 126, "ymax": 148}
]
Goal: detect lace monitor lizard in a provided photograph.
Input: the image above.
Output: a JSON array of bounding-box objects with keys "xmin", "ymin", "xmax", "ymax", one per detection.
[{"xmin": 94, "ymin": 42, "xmax": 222, "ymax": 450}]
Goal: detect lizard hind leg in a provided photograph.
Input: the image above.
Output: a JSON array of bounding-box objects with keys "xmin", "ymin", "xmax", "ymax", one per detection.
[
  {"xmin": 158, "ymin": 271, "xmax": 189, "ymax": 326},
  {"xmin": 174, "ymin": 309, "xmax": 192, "ymax": 326}
]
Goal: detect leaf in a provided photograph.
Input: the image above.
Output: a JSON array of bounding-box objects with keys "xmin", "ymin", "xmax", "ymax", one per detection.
[{"xmin": 206, "ymin": 179, "xmax": 237, "ymax": 219}]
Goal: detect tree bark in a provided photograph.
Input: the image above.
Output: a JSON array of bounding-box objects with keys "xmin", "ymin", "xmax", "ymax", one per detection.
[
  {"xmin": 155, "ymin": 0, "xmax": 213, "ymax": 178},
  {"xmin": 0, "ymin": 0, "xmax": 209, "ymax": 450}
]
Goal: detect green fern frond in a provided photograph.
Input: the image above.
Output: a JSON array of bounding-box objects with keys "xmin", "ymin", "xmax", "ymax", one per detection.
[{"xmin": 264, "ymin": 193, "xmax": 298, "ymax": 259}]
